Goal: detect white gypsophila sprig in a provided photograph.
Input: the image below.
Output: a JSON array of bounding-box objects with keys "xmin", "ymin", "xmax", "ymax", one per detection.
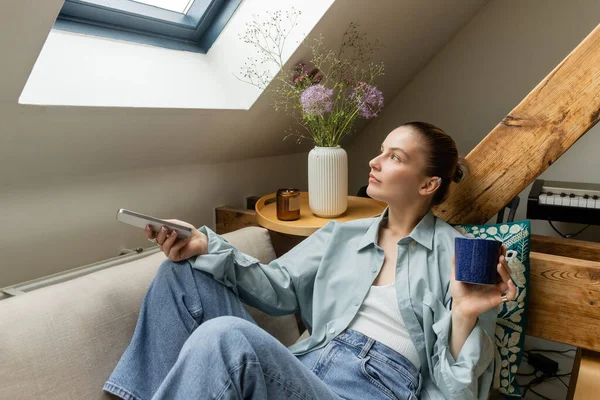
[{"xmin": 236, "ymin": 9, "xmax": 301, "ymax": 90}]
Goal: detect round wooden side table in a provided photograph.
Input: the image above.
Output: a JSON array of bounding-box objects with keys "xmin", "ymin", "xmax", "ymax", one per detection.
[{"xmin": 255, "ymin": 192, "xmax": 387, "ymax": 237}]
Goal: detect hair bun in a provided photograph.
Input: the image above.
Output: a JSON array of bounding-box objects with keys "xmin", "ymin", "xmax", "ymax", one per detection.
[{"xmin": 452, "ymin": 157, "xmax": 469, "ymax": 183}]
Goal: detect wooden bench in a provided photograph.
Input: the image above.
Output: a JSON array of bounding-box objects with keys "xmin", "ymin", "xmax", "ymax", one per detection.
[{"xmin": 529, "ymin": 234, "xmax": 600, "ymax": 399}]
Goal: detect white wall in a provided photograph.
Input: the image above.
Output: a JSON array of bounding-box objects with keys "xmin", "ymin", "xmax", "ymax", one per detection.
[
  {"xmin": 348, "ymin": 0, "xmax": 600, "ymax": 243},
  {"xmin": 0, "ymin": 153, "xmax": 308, "ymax": 288}
]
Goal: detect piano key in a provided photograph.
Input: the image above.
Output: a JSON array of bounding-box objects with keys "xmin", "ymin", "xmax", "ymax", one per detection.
[
  {"xmin": 539, "ymin": 194, "xmax": 547, "ymax": 204},
  {"xmin": 546, "ymin": 195, "xmax": 555, "ymax": 205},
  {"xmin": 559, "ymin": 193, "xmax": 567, "ymax": 205},
  {"xmin": 562, "ymin": 196, "xmax": 570, "ymax": 206},
  {"xmin": 596, "ymin": 200, "xmax": 600, "ymax": 209},
  {"xmin": 587, "ymin": 198, "xmax": 596, "ymax": 208},
  {"xmin": 571, "ymin": 196, "xmax": 579, "ymax": 207},
  {"xmin": 578, "ymin": 197, "xmax": 587, "ymax": 207}
]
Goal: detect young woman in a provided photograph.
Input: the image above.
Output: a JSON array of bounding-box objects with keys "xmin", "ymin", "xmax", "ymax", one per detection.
[{"xmin": 104, "ymin": 122, "xmax": 516, "ymax": 400}]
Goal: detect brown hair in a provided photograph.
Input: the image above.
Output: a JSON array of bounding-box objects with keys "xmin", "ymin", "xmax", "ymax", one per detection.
[{"xmin": 400, "ymin": 121, "xmax": 469, "ymax": 206}]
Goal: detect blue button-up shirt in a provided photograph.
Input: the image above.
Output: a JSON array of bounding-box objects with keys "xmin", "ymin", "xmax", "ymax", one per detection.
[{"xmin": 193, "ymin": 207, "xmax": 497, "ymax": 399}]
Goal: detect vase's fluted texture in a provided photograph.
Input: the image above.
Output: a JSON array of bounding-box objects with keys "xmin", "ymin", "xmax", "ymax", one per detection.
[{"xmin": 308, "ymin": 146, "xmax": 348, "ymax": 217}]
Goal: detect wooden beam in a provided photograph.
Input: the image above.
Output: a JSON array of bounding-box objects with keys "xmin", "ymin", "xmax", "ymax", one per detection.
[
  {"xmin": 531, "ymin": 234, "xmax": 600, "ymax": 263},
  {"xmin": 527, "ymin": 252, "xmax": 600, "ymax": 351},
  {"xmin": 435, "ymin": 24, "xmax": 600, "ymax": 224}
]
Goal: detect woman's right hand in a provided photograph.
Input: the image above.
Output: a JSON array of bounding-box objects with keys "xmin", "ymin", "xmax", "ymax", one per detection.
[{"xmin": 145, "ymin": 219, "xmax": 208, "ymax": 262}]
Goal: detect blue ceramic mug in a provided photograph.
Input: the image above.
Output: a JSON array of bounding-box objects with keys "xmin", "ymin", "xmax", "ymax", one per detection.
[{"xmin": 455, "ymin": 237, "xmax": 503, "ymax": 285}]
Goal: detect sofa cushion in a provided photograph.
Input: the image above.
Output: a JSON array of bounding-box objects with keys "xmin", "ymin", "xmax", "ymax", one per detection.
[{"xmin": 0, "ymin": 226, "xmax": 298, "ymax": 400}]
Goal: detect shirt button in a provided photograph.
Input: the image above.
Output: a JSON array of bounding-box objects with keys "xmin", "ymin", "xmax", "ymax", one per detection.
[
  {"xmin": 354, "ymin": 301, "xmax": 360, "ymax": 306},
  {"xmin": 329, "ymin": 328, "xmax": 335, "ymax": 334},
  {"xmin": 371, "ymin": 268, "xmax": 377, "ymax": 273}
]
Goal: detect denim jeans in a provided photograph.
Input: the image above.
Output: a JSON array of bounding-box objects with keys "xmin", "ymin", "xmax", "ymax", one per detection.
[{"xmin": 104, "ymin": 260, "xmax": 421, "ymax": 400}]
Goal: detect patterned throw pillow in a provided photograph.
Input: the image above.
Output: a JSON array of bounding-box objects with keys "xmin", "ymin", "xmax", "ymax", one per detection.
[{"xmin": 452, "ymin": 220, "xmax": 530, "ymax": 398}]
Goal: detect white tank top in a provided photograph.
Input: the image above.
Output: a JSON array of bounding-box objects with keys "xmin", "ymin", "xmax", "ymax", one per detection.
[{"xmin": 347, "ymin": 283, "xmax": 421, "ymax": 369}]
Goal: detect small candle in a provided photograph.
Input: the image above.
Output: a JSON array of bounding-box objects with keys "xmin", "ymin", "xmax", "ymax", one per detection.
[{"xmin": 276, "ymin": 189, "xmax": 301, "ymax": 221}]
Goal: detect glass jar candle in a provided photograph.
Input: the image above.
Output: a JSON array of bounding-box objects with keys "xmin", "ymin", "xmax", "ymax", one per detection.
[{"xmin": 276, "ymin": 188, "xmax": 301, "ymax": 221}]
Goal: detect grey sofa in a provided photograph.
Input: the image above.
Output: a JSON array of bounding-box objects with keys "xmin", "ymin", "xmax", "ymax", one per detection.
[{"xmin": 0, "ymin": 226, "xmax": 300, "ymax": 400}]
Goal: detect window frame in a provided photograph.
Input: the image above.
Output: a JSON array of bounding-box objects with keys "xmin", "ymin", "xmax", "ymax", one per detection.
[{"xmin": 54, "ymin": 0, "xmax": 242, "ymax": 53}]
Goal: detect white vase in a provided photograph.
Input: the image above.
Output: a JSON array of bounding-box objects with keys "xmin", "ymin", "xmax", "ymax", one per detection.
[{"xmin": 308, "ymin": 146, "xmax": 348, "ymax": 217}]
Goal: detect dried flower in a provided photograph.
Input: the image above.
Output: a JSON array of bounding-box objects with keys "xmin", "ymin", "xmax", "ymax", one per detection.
[
  {"xmin": 307, "ymin": 67, "xmax": 319, "ymax": 78},
  {"xmin": 300, "ymin": 84, "xmax": 334, "ymax": 115},
  {"xmin": 293, "ymin": 71, "xmax": 308, "ymax": 84},
  {"xmin": 293, "ymin": 62, "xmax": 306, "ymax": 73}
]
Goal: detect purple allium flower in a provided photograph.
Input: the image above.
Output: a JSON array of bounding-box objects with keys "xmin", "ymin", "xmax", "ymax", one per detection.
[
  {"xmin": 300, "ymin": 84, "xmax": 334, "ymax": 115},
  {"xmin": 350, "ymin": 82, "xmax": 384, "ymax": 118}
]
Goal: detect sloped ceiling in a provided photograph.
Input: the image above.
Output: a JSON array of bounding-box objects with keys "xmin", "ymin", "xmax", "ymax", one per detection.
[{"xmin": 0, "ymin": 0, "xmax": 489, "ymax": 188}]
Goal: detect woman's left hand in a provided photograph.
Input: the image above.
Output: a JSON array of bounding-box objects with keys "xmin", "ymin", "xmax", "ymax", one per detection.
[{"xmin": 450, "ymin": 245, "xmax": 518, "ymax": 319}]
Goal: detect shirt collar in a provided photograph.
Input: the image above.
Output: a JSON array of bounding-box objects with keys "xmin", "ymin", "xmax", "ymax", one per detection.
[{"xmin": 357, "ymin": 207, "xmax": 435, "ymax": 252}]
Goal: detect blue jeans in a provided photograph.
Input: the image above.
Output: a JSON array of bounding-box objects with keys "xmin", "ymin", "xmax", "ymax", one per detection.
[{"xmin": 104, "ymin": 260, "xmax": 421, "ymax": 400}]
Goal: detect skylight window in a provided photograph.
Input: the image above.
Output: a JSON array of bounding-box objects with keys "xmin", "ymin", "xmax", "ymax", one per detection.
[
  {"xmin": 134, "ymin": 0, "xmax": 193, "ymax": 14},
  {"xmin": 54, "ymin": 0, "xmax": 242, "ymax": 53}
]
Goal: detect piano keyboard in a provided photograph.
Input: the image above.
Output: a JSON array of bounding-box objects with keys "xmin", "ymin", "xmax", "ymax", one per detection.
[
  {"xmin": 527, "ymin": 179, "xmax": 600, "ymax": 225},
  {"xmin": 538, "ymin": 190, "xmax": 600, "ymax": 209}
]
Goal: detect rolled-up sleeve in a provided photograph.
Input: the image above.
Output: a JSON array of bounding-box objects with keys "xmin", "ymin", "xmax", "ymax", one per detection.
[
  {"xmin": 190, "ymin": 221, "xmax": 335, "ymax": 316},
  {"xmin": 429, "ymin": 307, "xmax": 497, "ymax": 400}
]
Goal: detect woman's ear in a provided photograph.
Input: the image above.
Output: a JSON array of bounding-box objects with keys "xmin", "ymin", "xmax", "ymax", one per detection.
[{"xmin": 419, "ymin": 177, "xmax": 442, "ymax": 196}]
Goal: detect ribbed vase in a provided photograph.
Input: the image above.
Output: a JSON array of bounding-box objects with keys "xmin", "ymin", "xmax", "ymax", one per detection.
[{"xmin": 308, "ymin": 146, "xmax": 348, "ymax": 217}]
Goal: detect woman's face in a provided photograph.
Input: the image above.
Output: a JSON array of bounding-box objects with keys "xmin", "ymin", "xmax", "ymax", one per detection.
[{"xmin": 366, "ymin": 126, "xmax": 431, "ymax": 206}]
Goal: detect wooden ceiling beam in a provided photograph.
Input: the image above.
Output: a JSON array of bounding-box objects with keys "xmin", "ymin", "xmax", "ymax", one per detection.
[{"xmin": 435, "ymin": 24, "xmax": 600, "ymax": 224}]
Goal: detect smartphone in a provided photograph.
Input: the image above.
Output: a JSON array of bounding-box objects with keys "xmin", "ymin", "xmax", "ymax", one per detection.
[{"xmin": 116, "ymin": 209, "xmax": 193, "ymax": 238}]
